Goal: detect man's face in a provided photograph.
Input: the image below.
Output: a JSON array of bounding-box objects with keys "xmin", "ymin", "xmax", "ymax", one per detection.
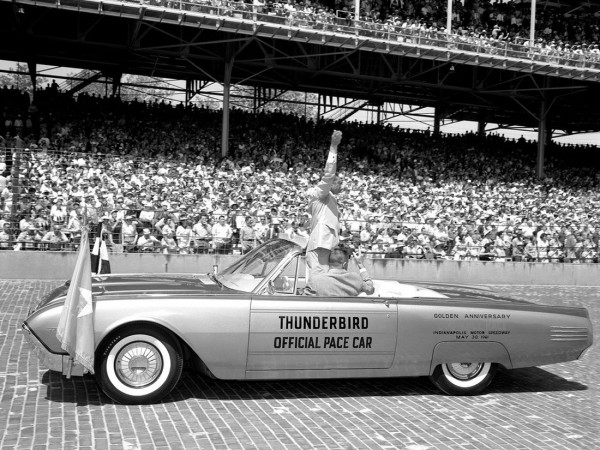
[{"xmin": 331, "ymin": 177, "xmax": 343, "ymax": 195}]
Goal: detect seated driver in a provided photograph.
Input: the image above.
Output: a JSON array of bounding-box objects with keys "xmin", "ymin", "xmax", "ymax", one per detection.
[{"xmin": 304, "ymin": 245, "xmax": 374, "ymax": 297}]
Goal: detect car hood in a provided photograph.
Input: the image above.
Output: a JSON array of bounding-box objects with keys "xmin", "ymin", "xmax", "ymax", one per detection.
[{"xmin": 33, "ymin": 273, "xmax": 230, "ymax": 310}]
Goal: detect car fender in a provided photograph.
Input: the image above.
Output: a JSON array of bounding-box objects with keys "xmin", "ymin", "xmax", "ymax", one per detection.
[
  {"xmin": 429, "ymin": 341, "xmax": 513, "ymax": 375},
  {"xmin": 96, "ymin": 314, "xmax": 186, "ymax": 350},
  {"xmin": 92, "ymin": 297, "xmax": 251, "ymax": 380}
]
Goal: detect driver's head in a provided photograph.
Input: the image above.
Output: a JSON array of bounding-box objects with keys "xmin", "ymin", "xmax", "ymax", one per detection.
[
  {"xmin": 331, "ymin": 176, "xmax": 343, "ymax": 195},
  {"xmin": 328, "ymin": 245, "xmax": 350, "ymax": 269}
]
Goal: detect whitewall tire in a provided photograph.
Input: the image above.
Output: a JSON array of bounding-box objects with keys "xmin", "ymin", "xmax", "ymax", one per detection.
[
  {"xmin": 96, "ymin": 326, "xmax": 183, "ymax": 404},
  {"xmin": 430, "ymin": 362, "xmax": 496, "ymax": 395}
]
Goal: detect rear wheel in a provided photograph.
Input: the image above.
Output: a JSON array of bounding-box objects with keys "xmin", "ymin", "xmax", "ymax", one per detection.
[
  {"xmin": 430, "ymin": 362, "xmax": 496, "ymax": 395},
  {"xmin": 96, "ymin": 326, "xmax": 183, "ymax": 404}
]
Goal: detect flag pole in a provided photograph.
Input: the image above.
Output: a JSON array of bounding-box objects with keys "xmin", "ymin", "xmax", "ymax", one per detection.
[
  {"xmin": 96, "ymin": 222, "xmax": 103, "ymax": 275},
  {"xmin": 66, "ymin": 357, "xmax": 74, "ymax": 379}
]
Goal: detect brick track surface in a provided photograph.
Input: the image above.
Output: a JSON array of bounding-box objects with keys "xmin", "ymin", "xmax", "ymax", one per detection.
[{"xmin": 0, "ymin": 281, "xmax": 598, "ymax": 450}]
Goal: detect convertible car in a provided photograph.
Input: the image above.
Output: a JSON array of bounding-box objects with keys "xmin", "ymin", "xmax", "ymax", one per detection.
[{"xmin": 23, "ymin": 238, "xmax": 593, "ymax": 404}]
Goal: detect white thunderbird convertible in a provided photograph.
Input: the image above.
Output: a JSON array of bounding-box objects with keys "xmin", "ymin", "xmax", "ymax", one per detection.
[{"xmin": 23, "ymin": 238, "xmax": 593, "ymax": 404}]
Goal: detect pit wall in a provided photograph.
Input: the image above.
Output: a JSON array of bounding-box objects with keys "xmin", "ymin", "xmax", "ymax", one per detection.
[{"xmin": 1, "ymin": 252, "xmax": 599, "ymax": 285}]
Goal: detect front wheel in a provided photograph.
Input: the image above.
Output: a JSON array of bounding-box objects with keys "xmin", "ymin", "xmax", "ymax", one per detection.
[
  {"xmin": 96, "ymin": 326, "xmax": 183, "ymax": 404},
  {"xmin": 429, "ymin": 362, "xmax": 496, "ymax": 396}
]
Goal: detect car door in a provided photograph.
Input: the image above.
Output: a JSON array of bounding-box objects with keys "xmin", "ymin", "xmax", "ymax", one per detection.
[{"xmin": 246, "ymin": 295, "xmax": 398, "ymax": 371}]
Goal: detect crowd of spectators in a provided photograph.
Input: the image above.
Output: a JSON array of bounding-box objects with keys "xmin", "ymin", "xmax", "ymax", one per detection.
[
  {"xmin": 1, "ymin": 83, "xmax": 599, "ymax": 262},
  {"xmin": 130, "ymin": 0, "xmax": 600, "ymax": 65}
]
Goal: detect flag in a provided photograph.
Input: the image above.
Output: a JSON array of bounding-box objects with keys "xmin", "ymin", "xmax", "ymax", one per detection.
[
  {"xmin": 91, "ymin": 223, "xmax": 111, "ymax": 275},
  {"xmin": 56, "ymin": 227, "xmax": 95, "ymax": 375}
]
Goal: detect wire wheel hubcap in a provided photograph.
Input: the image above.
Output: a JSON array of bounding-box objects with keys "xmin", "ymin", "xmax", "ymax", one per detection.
[
  {"xmin": 115, "ymin": 341, "xmax": 163, "ymax": 387},
  {"xmin": 446, "ymin": 362, "xmax": 484, "ymax": 380}
]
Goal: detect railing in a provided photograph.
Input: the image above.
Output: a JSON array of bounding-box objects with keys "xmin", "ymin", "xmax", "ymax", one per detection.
[
  {"xmin": 2, "ymin": 234, "xmax": 598, "ymax": 263},
  {"xmin": 2, "ymin": 215, "xmax": 598, "ymax": 263},
  {"xmin": 15, "ymin": 0, "xmax": 600, "ymax": 72}
]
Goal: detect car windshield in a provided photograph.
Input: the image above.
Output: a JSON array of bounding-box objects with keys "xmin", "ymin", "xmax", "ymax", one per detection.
[{"xmin": 217, "ymin": 239, "xmax": 302, "ymax": 292}]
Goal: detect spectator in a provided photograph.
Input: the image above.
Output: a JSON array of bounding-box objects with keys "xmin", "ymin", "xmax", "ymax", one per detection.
[
  {"xmin": 404, "ymin": 237, "xmax": 424, "ymax": 259},
  {"xmin": 161, "ymin": 230, "xmax": 179, "ymax": 254},
  {"xmin": 511, "ymin": 231, "xmax": 525, "ymax": 262},
  {"xmin": 212, "ymin": 215, "xmax": 233, "ymax": 254},
  {"xmin": 121, "ymin": 216, "xmax": 139, "ymax": 252},
  {"xmin": 136, "ymin": 228, "xmax": 161, "ymax": 252},
  {"xmin": 432, "ymin": 240, "xmax": 447, "ymax": 259},
  {"xmin": 240, "ymin": 216, "xmax": 257, "ymax": 253},
  {"xmin": 478, "ymin": 242, "xmax": 495, "ymax": 261},
  {"xmin": 523, "ymin": 237, "xmax": 538, "ymax": 262},
  {"xmin": 192, "ymin": 214, "xmax": 213, "ymax": 254},
  {"xmin": 0, "ymin": 222, "xmax": 14, "ymax": 249},
  {"xmin": 41, "ymin": 225, "xmax": 70, "ymax": 251},
  {"xmin": 15, "ymin": 225, "xmax": 42, "ymax": 250},
  {"xmin": 176, "ymin": 218, "xmax": 194, "ymax": 254},
  {"xmin": 537, "ymin": 233, "xmax": 550, "ymax": 262},
  {"xmin": 254, "ymin": 214, "xmax": 270, "ymax": 244},
  {"xmin": 564, "ymin": 230, "xmax": 578, "ymax": 263},
  {"xmin": 49, "ymin": 198, "xmax": 68, "ymax": 227}
]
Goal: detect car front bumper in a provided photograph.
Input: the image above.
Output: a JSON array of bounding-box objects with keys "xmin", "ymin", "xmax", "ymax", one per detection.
[{"xmin": 22, "ymin": 323, "xmax": 86, "ymax": 377}]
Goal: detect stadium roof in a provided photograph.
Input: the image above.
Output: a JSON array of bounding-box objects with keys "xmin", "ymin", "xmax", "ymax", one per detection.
[{"xmin": 1, "ymin": 0, "xmax": 600, "ymax": 135}]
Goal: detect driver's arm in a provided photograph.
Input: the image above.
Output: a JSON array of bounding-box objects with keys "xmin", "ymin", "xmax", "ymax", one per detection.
[{"xmin": 357, "ymin": 261, "xmax": 374, "ymax": 295}]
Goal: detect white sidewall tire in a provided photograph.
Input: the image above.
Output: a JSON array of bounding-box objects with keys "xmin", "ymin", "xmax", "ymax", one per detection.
[
  {"xmin": 441, "ymin": 362, "xmax": 491, "ymax": 389},
  {"xmin": 97, "ymin": 327, "xmax": 183, "ymax": 404},
  {"xmin": 105, "ymin": 334, "xmax": 172, "ymax": 398},
  {"xmin": 430, "ymin": 362, "xmax": 497, "ymax": 395}
]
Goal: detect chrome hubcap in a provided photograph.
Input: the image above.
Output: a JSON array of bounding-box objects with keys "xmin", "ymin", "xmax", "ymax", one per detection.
[
  {"xmin": 115, "ymin": 341, "xmax": 163, "ymax": 387},
  {"xmin": 446, "ymin": 362, "xmax": 483, "ymax": 380}
]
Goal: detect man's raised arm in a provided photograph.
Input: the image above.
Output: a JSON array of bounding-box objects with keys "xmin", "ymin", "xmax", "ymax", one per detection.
[{"xmin": 308, "ymin": 130, "xmax": 342, "ymax": 200}]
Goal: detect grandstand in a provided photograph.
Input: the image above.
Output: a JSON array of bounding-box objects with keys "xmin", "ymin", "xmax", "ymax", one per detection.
[{"xmin": 0, "ymin": 0, "xmax": 599, "ymax": 263}]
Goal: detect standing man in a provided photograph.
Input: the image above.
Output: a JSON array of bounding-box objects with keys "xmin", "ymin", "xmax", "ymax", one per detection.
[
  {"xmin": 240, "ymin": 216, "xmax": 257, "ymax": 254},
  {"xmin": 255, "ymin": 214, "xmax": 269, "ymax": 244},
  {"xmin": 212, "ymin": 215, "xmax": 233, "ymax": 254},
  {"xmin": 306, "ymin": 130, "xmax": 343, "ymax": 277},
  {"xmin": 192, "ymin": 214, "xmax": 212, "ymax": 254}
]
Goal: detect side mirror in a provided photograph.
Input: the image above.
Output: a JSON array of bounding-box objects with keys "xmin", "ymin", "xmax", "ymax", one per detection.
[
  {"xmin": 212, "ymin": 264, "xmax": 218, "ymax": 275},
  {"xmin": 267, "ymin": 280, "xmax": 275, "ymax": 295}
]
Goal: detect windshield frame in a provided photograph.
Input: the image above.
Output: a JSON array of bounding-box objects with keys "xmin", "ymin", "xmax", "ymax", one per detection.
[{"xmin": 217, "ymin": 239, "xmax": 303, "ymax": 293}]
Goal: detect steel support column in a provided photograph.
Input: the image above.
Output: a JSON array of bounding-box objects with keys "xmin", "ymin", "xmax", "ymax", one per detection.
[
  {"xmin": 529, "ymin": 0, "xmax": 537, "ymax": 46},
  {"xmin": 27, "ymin": 61, "xmax": 36, "ymax": 98},
  {"xmin": 222, "ymin": 58, "xmax": 233, "ymax": 158},
  {"xmin": 317, "ymin": 94, "xmax": 322, "ymax": 121},
  {"xmin": 536, "ymin": 99, "xmax": 547, "ymax": 179},
  {"xmin": 111, "ymin": 73, "xmax": 122, "ymax": 97},
  {"xmin": 433, "ymin": 107, "xmax": 441, "ymax": 135},
  {"xmin": 446, "ymin": 0, "xmax": 452, "ymax": 34},
  {"xmin": 253, "ymin": 86, "xmax": 259, "ymax": 114},
  {"xmin": 478, "ymin": 120, "xmax": 486, "ymax": 138}
]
